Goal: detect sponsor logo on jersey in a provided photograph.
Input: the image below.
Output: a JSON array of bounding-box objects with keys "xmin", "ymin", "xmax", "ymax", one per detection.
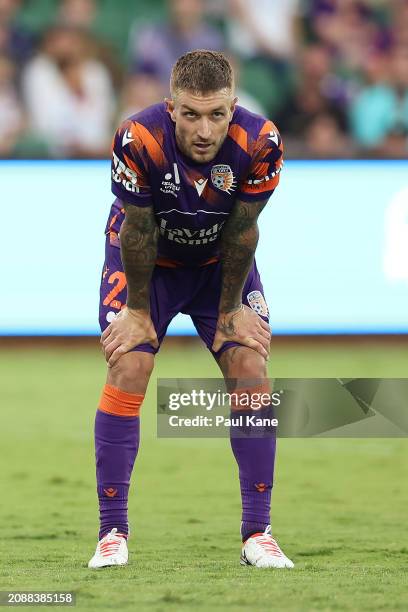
[
  {"xmin": 194, "ymin": 177, "xmax": 208, "ymax": 197},
  {"xmin": 112, "ymin": 151, "xmax": 139, "ymax": 193},
  {"xmin": 247, "ymin": 290, "xmax": 269, "ymax": 317},
  {"xmin": 158, "ymin": 218, "xmax": 226, "ymax": 245},
  {"xmin": 211, "ymin": 164, "xmax": 236, "ymax": 194},
  {"xmin": 161, "ymin": 163, "xmax": 181, "ymax": 198}
]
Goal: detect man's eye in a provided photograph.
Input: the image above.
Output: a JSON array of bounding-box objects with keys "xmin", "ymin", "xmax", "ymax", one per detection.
[
  {"xmin": 213, "ymin": 112, "xmax": 224, "ymax": 118},
  {"xmin": 184, "ymin": 112, "xmax": 197, "ymax": 118}
]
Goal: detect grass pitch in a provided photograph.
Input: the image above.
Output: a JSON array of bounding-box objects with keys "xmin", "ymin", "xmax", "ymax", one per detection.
[{"xmin": 1, "ymin": 339, "xmax": 407, "ymax": 611}]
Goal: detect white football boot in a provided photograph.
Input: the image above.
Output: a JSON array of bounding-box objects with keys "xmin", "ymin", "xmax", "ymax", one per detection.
[
  {"xmin": 240, "ymin": 525, "xmax": 294, "ymax": 569},
  {"xmin": 88, "ymin": 528, "xmax": 128, "ymax": 569}
]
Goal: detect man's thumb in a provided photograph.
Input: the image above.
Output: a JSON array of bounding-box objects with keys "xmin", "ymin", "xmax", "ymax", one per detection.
[
  {"xmin": 212, "ymin": 335, "xmax": 224, "ymax": 353},
  {"xmin": 150, "ymin": 336, "xmax": 159, "ymax": 349}
]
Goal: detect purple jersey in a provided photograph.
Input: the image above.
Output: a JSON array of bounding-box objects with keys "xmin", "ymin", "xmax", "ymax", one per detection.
[{"xmin": 106, "ymin": 103, "xmax": 283, "ymax": 266}]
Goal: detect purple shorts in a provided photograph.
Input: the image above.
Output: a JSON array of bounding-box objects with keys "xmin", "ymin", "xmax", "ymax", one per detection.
[{"xmin": 99, "ymin": 237, "xmax": 269, "ymax": 357}]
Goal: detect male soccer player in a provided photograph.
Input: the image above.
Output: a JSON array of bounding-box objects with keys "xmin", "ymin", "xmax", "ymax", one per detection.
[{"xmin": 88, "ymin": 50, "xmax": 294, "ymax": 569}]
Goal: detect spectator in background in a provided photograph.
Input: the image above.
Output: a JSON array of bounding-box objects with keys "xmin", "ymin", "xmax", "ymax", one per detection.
[
  {"xmin": 58, "ymin": 0, "xmax": 96, "ymax": 28},
  {"xmin": 57, "ymin": 0, "xmax": 123, "ymax": 89},
  {"xmin": 118, "ymin": 72, "xmax": 166, "ymax": 121},
  {"xmin": 228, "ymin": 54, "xmax": 267, "ymax": 117},
  {"xmin": 350, "ymin": 46, "xmax": 408, "ymax": 157},
  {"xmin": 226, "ymin": 0, "xmax": 300, "ymax": 62},
  {"xmin": 392, "ymin": 0, "xmax": 408, "ymax": 48},
  {"xmin": 22, "ymin": 25, "xmax": 115, "ymax": 158},
  {"xmin": 225, "ymin": 0, "xmax": 300, "ymax": 117},
  {"xmin": 0, "ymin": 52, "xmax": 24, "ymax": 156},
  {"xmin": 306, "ymin": 0, "xmax": 393, "ymax": 71},
  {"xmin": 278, "ymin": 42, "xmax": 352, "ymax": 158},
  {"xmin": 0, "ymin": 0, "xmax": 35, "ymax": 67},
  {"xmin": 304, "ymin": 112, "xmax": 354, "ymax": 158},
  {"xmin": 129, "ymin": 0, "xmax": 224, "ymax": 89},
  {"xmin": 303, "ymin": 0, "xmax": 394, "ymax": 146}
]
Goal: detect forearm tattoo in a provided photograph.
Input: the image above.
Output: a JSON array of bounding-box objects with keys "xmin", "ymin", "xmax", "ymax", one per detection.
[
  {"xmin": 120, "ymin": 203, "xmax": 158, "ymax": 310},
  {"xmin": 217, "ymin": 305, "xmax": 243, "ymax": 337},
  {"xmin": 219, "ymin": 199, "xmax": 268, "ymax": 313}
]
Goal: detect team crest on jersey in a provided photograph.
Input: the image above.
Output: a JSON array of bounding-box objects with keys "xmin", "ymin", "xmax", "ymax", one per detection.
[
  {"xmin": 247, "ymin": 291, "xmax": 269, "ymax": 317},
  {"xmin": 211, "ymin": 164, "xmax": 236, "ymax": 194}
]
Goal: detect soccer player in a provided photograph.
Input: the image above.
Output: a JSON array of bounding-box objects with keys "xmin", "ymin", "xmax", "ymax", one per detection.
[{"xmin": 88, "ymin": 50, "xmax": 294, "ymax": 569}]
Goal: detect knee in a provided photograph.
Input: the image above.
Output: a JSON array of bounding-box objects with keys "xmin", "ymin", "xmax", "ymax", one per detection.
[
  {"xmin": 222, "ymin": 347, "xmax": 267, "ymax": 381},
  {"xmin": 107, "ymin": 352, "xmax": 154, "ymax": 394}
]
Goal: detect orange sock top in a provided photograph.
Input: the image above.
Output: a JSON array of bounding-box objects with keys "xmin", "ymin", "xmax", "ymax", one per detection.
[{"xmin": 99, "ymin": 384, "xmax": 144, "ymax": 417}]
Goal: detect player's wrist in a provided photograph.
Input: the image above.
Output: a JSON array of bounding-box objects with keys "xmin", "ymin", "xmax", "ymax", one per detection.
[
  {"xmin": 126, "ymin": 305, "xmax": 150, "ymax": 317},
  {"xmin": 218, "ymin": 303, "xmax": 244, "ymax": 318}
]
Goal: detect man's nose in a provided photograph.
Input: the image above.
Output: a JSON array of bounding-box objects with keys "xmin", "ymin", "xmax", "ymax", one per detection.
[{"xmin": 197, "ymin": 118, "xmax": 211, "ymax": 140}]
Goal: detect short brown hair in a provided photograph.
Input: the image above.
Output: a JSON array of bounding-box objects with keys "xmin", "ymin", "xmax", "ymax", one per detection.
[{"xmin": 171, "ymin": 50, "xmax": 234, "ymax": 96}]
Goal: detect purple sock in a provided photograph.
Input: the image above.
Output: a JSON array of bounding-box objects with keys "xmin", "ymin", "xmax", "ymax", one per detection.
[
  {"xmin": 229, "ymin": 406, "xmax": 276, "ymax": 542},
  {"xmin": 94, "ymin": 409, "xmax": 140, "ymax": 540}
]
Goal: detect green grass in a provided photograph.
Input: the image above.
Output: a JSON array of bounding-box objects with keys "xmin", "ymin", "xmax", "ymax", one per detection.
[{"xmin": 1, "ymin": 340, "xmax": 407, "ymax": 611}]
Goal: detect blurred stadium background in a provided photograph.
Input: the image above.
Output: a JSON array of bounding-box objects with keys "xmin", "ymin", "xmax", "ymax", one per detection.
[
  {"xmin": 1, "ymin": 1, "xmax": 407, "ymax": 610},
  {"xmin": 1, "ymin": 0, "xmax": 408, "ymax": 159}
]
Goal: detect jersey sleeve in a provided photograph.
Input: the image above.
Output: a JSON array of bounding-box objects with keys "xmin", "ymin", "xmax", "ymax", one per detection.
[
  {"xmin": 110, "ymin": 119, "xmax": 153, "ymax": 206},
  {"xmin": 237, "ymin": 120, "xmax": 284, "ymax": 202}
]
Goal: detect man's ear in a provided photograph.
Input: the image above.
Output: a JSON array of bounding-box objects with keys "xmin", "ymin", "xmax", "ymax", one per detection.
[{"xmin": 165, "ymin": 97, "xmax": 176, "ymax": 122}]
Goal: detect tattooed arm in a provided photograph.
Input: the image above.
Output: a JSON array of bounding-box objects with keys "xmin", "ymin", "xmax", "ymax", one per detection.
[
  {"xmin": 219, "ymin": 199, "xmax": 267, "ymax": 312},
  {"xmin": 212, "ymin": 199, "xmax": 271, "ymax": 359},
  {"xmin": 120, "ymin": 203, "xmax": 159, "ymax": 310},
  {"xmin": 101, "ymin": 203, "xmax": 159, "ymax": 366}
]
